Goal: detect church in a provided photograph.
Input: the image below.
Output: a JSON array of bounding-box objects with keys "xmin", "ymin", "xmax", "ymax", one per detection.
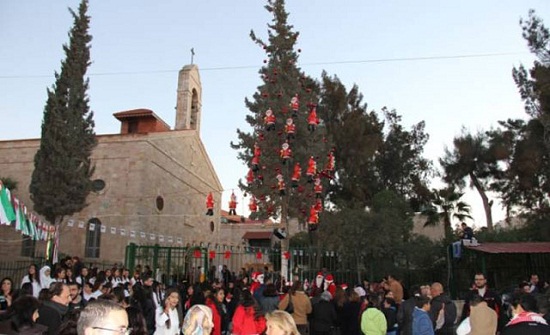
[{"xmin": 0, "ymin": 65, "xmax": 227, "ymax": 262}]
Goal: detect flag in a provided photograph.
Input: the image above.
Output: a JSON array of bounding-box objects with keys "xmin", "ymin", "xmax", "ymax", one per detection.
[
  {"xmin": 52, "ymin": 226, "xmax": 59, "ymax": 264},
  {"xmin": 0, "ymin": 182, "xmax": 16, "ymax": 225},
  {"xmin": 14, "ymin": 197, "xmax": 24, "ymax": 232}
]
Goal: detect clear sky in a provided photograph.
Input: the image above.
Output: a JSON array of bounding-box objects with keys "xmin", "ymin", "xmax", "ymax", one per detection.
[{"xmin": 1, "ymin": 0, "xmax": 549, "ymax": 228}]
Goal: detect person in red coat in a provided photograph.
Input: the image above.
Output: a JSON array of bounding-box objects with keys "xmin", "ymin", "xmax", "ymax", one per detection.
[
  {"xmin": 232, "ymin": 290, "xmax": 266, "ymax": 335},
  {"xmin": 205, "ymin": 288, "xmax": 227, "ymax": 335},
  {"xmin": 324, "ymin": 274, "xmax": 337, "ymax": 299}
]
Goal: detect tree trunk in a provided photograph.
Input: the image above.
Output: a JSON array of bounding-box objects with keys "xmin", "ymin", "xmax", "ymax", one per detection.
[{"xmin": 469, "ymin": 173, "xmax": 493, "ymax": 230}]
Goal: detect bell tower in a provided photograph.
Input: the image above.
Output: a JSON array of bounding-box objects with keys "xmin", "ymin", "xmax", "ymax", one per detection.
[{"xmin": 175, "ymin": 64, "xmax": 202, "ymax": 132}]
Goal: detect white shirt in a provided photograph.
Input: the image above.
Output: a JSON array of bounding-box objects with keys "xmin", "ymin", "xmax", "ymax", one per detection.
[{"xmin": 154, "ymin": 307, "xmax": 180, "ymax": 335}]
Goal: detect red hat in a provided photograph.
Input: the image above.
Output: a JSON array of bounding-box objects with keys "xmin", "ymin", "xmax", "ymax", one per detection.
[
  {"xmin": 316, "ymin": 272, "xmax": 323, "ymax": 278},
  {"xmin": 325, "ymin": 274, "xmax": 334, "ymax": 282},
  {"xmin": 340, "ymin": 283, "xmax": 348, "ymax": 290}
]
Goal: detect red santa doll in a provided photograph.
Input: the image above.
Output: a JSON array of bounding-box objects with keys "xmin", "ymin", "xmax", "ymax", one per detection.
[
  {"xmin": 246, "ymin": 169, "xmax": 255, "ymax": 185},
  {"xmin": 205, "ymin": 192, "xmax": 214, "ymax": 216},
  {"xmin": 248, "ymin": 196, "xmax": 258, "ymax": 212},
  {"xmin": 264, "ymin": 108, "xmax": 276, "ymax": 131},
  {"xmin": 306, "ymin": 156, "xmax": 317, "ymax": 183},
  {"xmin": 310, "ymin": 271, "xmax": 325, "ymax": 297},
  {"xmin": 324, "ymin": 274, "xmax": 336, "ymax": 299},
  {"xmin": 314, "ymin": 198, "xmax": 323, "ymax": 213},
  {"xmin": 291, "ymin": 163, "xmax": 301, "ymax": 188},
  {"xmin": 228, "ymin": 192, "xmax": 238, "ymax": 215},
  {"xmin": 313, "ymin": 178, "xmax": 323, "ymax": 198},
  {"xmin": 277, "ymin": 174, "xmax": 286, "ymax": 196},
  {"xmin": 254, "ymin": 143, "xmax": 262, "ymax": 158},
  {"xmin": 325, "ymin": 150, "xmax": 335, "ymax": 177},
  {"xmin": 284, "ymin": 118, "xmax": 296, "ymax": 140},
  {"xmin": 251, "ymin": 154, "xmax": 260, "ymax": 172},
  {"xmin": 290, "ymin": 94, "xmax": 299, "ymax": 118},
  {"xmin": 280, "ymin": 142, "xmax": 292, "ymax": 164},
  {"xmin": 307, "ymin": 104, "xmax": 319, "ymax": 133},
  {"xmin": 308, "ymin": 205, "xmax": 319, "ymax": 231}
]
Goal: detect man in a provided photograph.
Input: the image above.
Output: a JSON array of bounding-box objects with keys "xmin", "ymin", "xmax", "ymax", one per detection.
[
  {"xmin": 68, "ymin": 282, "xmax": 86, "ymax": 311},
  {"xmin": 412, "ymin": 295, "xmax": 434, "ymax": 335},
  {"xmin": 397, "ymin": 286, "xmax": 422, "ymax": 335},
  {"xmin": 469, "ymin": 294, "xmax": 497, "ymax": 335},
  {"xmin": 460, "ymin": 222, "xmax": 474, "ymax": 240},
  {"xmin": 429, "ymin": 282, "xmax": 457, "ymax": 335},
  {"xmin": 461, "ymin": 273, "xmax": 501, "ymax": 321},
  {"xmin": 529, "ymin": 274, "xmax": 540, "ymax": 294},
  {"xmin": 501, "ymin": 293, "xmax": 549, "ymax": 335},
  {"xmin": 37, "ymin": 282, "xmax": 71, "ymax": 335},
  {"xmin": 387, "ymin": 274, "xmax": 404, "ymax": 304},
  {"xmin": 77, "ymin": 299, "xmax": 129, "ymax": 335}
]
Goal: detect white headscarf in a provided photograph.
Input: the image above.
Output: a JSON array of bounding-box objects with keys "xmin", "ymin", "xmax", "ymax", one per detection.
[{"xmin": 39, "ymin": 265, "xmax": 55, "ymax": 289}]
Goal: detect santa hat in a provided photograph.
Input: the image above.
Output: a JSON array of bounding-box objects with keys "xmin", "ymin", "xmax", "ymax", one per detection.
[
  {"xmin": 251, "ymin": 272, "xmax": 259, "ymax": 280},
  {"xmin": 340, "ymin": 283, "xmax": 349, "ymax": 291},
  {"xmin": 325, "ymin": 274, "xmax": 334, "ymax": 283},
  {"xmin": 316, "ymin": 272, "xmax": 324, "ymax": 279}
]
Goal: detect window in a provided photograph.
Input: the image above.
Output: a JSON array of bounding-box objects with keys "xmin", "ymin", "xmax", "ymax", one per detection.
[
  {"xmin": 85, "ymin": 218, "xmax": 101, "ymax": 258},
  {"xmin": 20, "ymin": 235, "xmax": 36, "ymax": 257},
  {"xmin": 156, "ymin": 196, "xmax": 164, "ymax": 211},
  {"xmin": 92, "ymin": 179, "xmax": 106, "ymax": 192}
]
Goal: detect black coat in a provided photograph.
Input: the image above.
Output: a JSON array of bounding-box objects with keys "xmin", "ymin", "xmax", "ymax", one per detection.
[
  {"xmin": 36, "ymin": 300, "xmax": 69, "ymax": 335},
  {"xmin": 340, "ymin": 301, "xmax": 362, "ymax": 335},
  {"xmin": 501, "ymin": 321, "xmax": 550, "ymax": 335},
  {"xmin": 397, "ymin": 297, "xmax": 415, "ymax": 335},
  {"xmin": 429, "ymin": 293, "xmax": 457, "ymax": 332},
  {"xmin": 311, "ymin": 300, "xmax": 337, "ymax": 333}
]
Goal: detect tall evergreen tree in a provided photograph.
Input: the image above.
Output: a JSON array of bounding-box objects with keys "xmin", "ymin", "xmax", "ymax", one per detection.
[
  {"xmin": 231, "ymin": 0, "xmax": 332, "ymax": 275},
  {"xmin": 30, "ymin": 0, "xmax": 96, "ymax": 227}
]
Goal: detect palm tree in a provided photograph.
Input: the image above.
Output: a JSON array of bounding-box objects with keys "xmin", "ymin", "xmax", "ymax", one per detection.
[
  {"xmin": 422, "ymin": 186, "xmax": 473, "ymax": 240},
  {"xmin": 440, "ymin": 129, "xmax": 497, "ymax": 230}
]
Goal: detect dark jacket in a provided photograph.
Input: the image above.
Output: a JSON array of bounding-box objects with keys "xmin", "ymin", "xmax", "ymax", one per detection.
[
  {"xmin": 340, "ymin": 301, "xmax": 362, "ymax": 335},
  {"xmin": 501, "ymin": 313, "xmax": 550, "ymax": 335},
  {"xmin": 382, "ymin": 306, "xmax": 398, "ymax": 332},
  {"xmin": 429, "ymin": 294, "xmax": 456, "ymax": 334},
  {"xmin": 397, "ymin": 297, "xmax": 416, "ymax": 335},
  {"xmin": 311, "ymin": 300, "xmax": 337, "ymax": 333},
  {"xmin": 36, "ymin": 300, "xmax": 69, "ymax": 335},
  {"xmin": 461, "ymin": 288, "xmax": 501, "ymax": 321},
  {"xmin": 0, "ymin": 320, "xmax": 48, "ymax": 335}
]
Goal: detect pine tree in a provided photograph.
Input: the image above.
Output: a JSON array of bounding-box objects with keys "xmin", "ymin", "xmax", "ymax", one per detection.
[
  {"xmin": 231, "ymin": 0, "xmax": 333, "ymax": 275},
  {"xmin": 30, "ymin": 0, "xmax": 96, "ymax": 228}
]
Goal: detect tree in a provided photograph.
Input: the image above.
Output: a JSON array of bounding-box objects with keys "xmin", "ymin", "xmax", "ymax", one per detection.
[
  {"xmin": 422, "ymin": 186, "xmax": 472, "ymax": 241},
  {"xmin": 30, "ymin": 0, "xmax": 96, "ymax": 229},
  {"xmin": 440, "ymin": 129, "xmax": 499, "ymax": 230},
  {"xmin": 231, "ymin": 0, "xmax": 332, "ymax": 276},
  {"xmin": 0, "ymin": 177, "xmax": 18, "ymax": 191}
]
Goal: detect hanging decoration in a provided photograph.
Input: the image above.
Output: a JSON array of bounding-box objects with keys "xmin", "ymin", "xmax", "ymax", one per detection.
[
  {"xmin": 208, "ymin": 250, "xmax": 216, "ymax": 259},
  {"xmin": 224, "ymin": 250, "xmax": 232, "ymax": 259},
  {"xmin": 193, "ymin": 248, "xmax": 202, "ymax": 258},
  {"xmin": 205, "ymin": 192, "xmax": 214, "ymax": 216}
]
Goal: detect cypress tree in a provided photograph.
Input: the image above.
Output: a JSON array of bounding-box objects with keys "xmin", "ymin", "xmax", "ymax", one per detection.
[
  {"xmin": 30, "ymin": 0, "xmax": 96, "ymax": 227},
  {"xmin": 231, "ymin": 0, "xmax": 333, "ymax": 275}
]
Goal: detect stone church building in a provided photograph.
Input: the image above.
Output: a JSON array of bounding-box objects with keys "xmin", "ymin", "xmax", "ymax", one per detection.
[{"xmin": 0, "ymin": 65, "xmax": 230, "ymax": 262}]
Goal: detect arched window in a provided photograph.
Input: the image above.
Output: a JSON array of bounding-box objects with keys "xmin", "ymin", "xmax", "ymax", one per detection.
[{"xmin": 85, "ymin": 218, "xmax": 101, "ymax": 258}]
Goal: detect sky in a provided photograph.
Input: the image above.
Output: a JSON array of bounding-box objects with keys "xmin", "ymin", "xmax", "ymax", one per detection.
[{"xmin": 1, "ymin": 0, "xmax": 549, "ymax": 229}]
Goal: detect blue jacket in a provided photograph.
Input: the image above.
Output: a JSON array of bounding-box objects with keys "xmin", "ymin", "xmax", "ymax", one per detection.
[{"xmin": 412, "ymin": 307, "xmax": 434, "ymax": 335}]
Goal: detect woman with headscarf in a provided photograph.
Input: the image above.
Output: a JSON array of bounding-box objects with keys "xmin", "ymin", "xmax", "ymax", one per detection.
[
  {"xmin": 39, "ymin": 266, "xmax": 55, "ymax": 290},
  {"xmin": 182, "ymin": 304, "xmax": 214, "ymax": 335}
]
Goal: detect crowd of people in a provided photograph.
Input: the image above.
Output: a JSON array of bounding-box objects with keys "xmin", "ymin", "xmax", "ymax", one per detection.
[{"xmin": 0, "ymin": 255, "xmax": 549, "ymax": 335}]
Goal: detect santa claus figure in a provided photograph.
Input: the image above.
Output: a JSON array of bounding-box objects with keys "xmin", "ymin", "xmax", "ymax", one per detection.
[
  {"xmin": 325, "ymin": 150, "xmax": 335, "ymax": 177},
  {"xmin": 251, "ymin": 154, "xmax": 260, "ymax": 172},
  {"xmin": 254, "ymin": 143, "xmax": 262, "ymax": 158},
  {"xmin": 308, "ymin": 205, "xmax": 319, "ymax": 231},
  {"xmin": 307, "ymin": 105, "xmax": 319, "ymax": 133},
  {"xmin": 284, "ymin": 118, "xmax": 296, "ymax": 140},
  {"xmin": 290, "ymin": 94, "xmax": 299, "ymax": 118},
  {"xmin": 246, "ymin": 169, "xmax": 255, "ymax": 185},
  {"xmin": 314, "ymin": 198, "xmax": 323, "ymax": 212},
  {"xmin": 291, "ymin": 163, "xmax": 301, "ymax": 188},
  {"xmin": 314, "ymin": 178, "xmax": 323, "ymax": 198},
  {"xmin": 280, "ymin": 142, "xmax": 292, "ymax": 164},
  {"xmin": 277, "ymin": 174, "xmax": 286, "ymax": 196},
  {"xmin": 250, "ymin": 271, "xmax": 265, "ymax": 295},
  {"xmin": 324, "ymin": 274, "xmax": 336, "ymax": 298},
  {"xmin": 310, "ymin": 271, "xmax": 325, "ymax": 297},
  {"xmin": 228, "ymin": 192, "xmax": 237, "ymax": 215},
  {"xmin": 248, "ymin": 196, "xmax": 258, "ymax": 212},
  {"xmin": 264, "ymin": 108, "xmax": 276, "ymax": 131},
  {"xmin": 205, "ymin": 192, "xmax": 214, "ymax": 216},
  {"xmin": 306, "ymin": 156, "xmax": 317, "ymax": 183}
]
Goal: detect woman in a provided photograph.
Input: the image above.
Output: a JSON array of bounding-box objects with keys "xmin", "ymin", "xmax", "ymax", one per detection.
[
  {"xmin": 0, "ymin": 295, "xmax": 48, "ymax": 334},
  {"xmin": 182, "ymin": 304, "xmax": 214, "ymax": 335},
  {"xmin": 311, "ymin": 291, "xmax": 337, "ymax": 335},
  {"xmin": 360, "ymin": 294, "xmax": 387, "ymax": 335},
  {"xmin": 232, "ymin": 289, "xmax": 266, "ymax": 335},
  {"xmin": 154, "ymin": 288, "xmax": 180, "ymax": 335},
  {"xmin": 341, "ymin": 290, "xmax": 362, "ymax": 335},
  {"xmin": 39, "ymin": 266, "xmax": 54, "ymax": 289},
  {"xmin": 53, "ymin": 267, "xmax": 67, "ymax": 283},
  {"xmin": 127, "ymin": 306, "xmax": 149, "ymax": 335},
  {"xmin": 278, "ymin": 281, "xmax": 311, "ymax": 335},
  {"xmin": 1, "ymin": 277, "xmax": 14, "ymax": 312},
  {"xmin": 205, "ymin": 288, "xmax": 227, "ymax": 335},
  {"xmin": 21, "ymin": 265, "xmax": 41, "ymax": 298},
  {"xmin": 265, "ymin": 310, "xmax": 300, "ymax": 335},
  {"xmin": 260, "ymin": 284, "xmax": 280, "ymax": 314}
]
